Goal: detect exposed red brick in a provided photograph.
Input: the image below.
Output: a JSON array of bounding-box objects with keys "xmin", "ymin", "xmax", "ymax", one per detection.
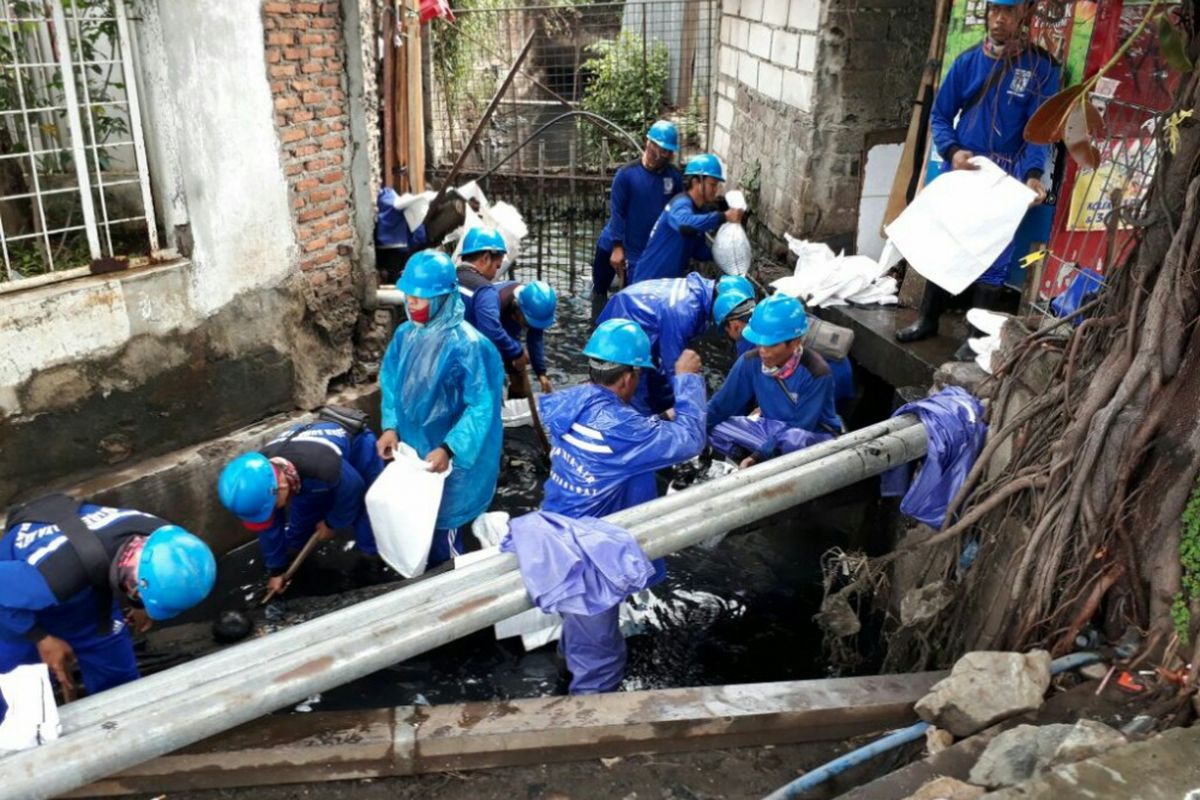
[
  {"xmin": 279, "ymin": 127, "xmax": 306, "ymax": 143},
  {"xmin": 269, "ymin": 64, "xmax": 296, "ymax": 78},
  {"xmin": 264, "ymin": 1, "xmax": 291, "ymax": 12},
  {"xmin": 289, "ymin": 109, "xmax": 315, "ymax": 123},
  {"xmin": 274, "ymin": 96, "xmax": 299, "ymax": 111},
  {"xmin": 293, "ymin": 144, "xmax": 320, "ymax": 157},
  {"xmin": 321, "ymin": 170, "xmax": 345, "ymax": 184},
  {"xmin": 283, "ymin": 47, "xmax": 308, "ymax": 60},
  {"xmin": 265, "ymin": 49, "xmax": 281, "ymax": 64},
  {"xmin": 330, "ymin": 227, "xmax": 353, "ymax": 243},
  {"xmin": 298, "ymin": 207, "xmax": 325, "ymax": 223},
  {"xmin": 304, "ymin": 158, "xmax": 327, "ymax": 171},
  {"xmin": 295, "ymin": 1, "xmax": 322, "ymax": 11},
  {"xmin": 320, "ymin": 135, "xmax": 344, "ymax": 150},
  {"xmin": 311, "ymin": 47, "xmax": 336, "ymax": 59},
  {"xmin": 301, "ymin": 90, "xmax": 326, "ymax": 104},
  {"xmin": 301, "ymin": 62, "xmax": 324, "ymax": 74},
  {"xmin": 303, "ymin": 237, "xmax": 329, "ymax": 252},
  {"xmin": 266, "ymin": 32, "xmax": 292, "ymax": 45},
  {"xmin": 309, "ymin": 188, "xmax": 334, "ymax": 203},
  {"xmin": 318, "ymin": 106, "xmax": 341, "ymax": 119},
  {"xmin": 317, "ymin": 75, "xmax": 340, "ymax": 87},
  {"xmin": 299, "ymin": 33, "xmax": 323, "ymax": 45}
]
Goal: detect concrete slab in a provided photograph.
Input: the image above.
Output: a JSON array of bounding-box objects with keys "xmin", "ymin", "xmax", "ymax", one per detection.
[
  {"xmin": 983, "ymin": 725, "xmax": 1200, "ymax": 800},
  {"xmin": 819, "ymin": 305, "xmax": 964, "ymax": 390}
]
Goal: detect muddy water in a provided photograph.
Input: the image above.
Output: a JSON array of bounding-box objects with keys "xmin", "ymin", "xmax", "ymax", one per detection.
[{"xmin": 179, "ymin": 296, "xmax": 895, "ymax": 712}]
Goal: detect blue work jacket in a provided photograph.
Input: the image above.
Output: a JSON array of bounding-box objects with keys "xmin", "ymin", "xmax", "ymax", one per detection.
[
  {"xmin": 707, "ymin": 350, "xmax": 843, "ymax": 435},
  {"xmin": 633, "ymin": 194, "xmax": 723, "ymax": 283},
  {"xmin": 459, "ymin": 272, "xmax": 547, "ymax": 376},
  {"xmin": 596, "ymin": 160, "xmax": 685, "ymax": 270}
]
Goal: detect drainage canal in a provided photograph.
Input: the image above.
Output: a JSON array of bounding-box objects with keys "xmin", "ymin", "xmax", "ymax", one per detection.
[{"xmin": 143, "ymin": 294, "xmax": 899, "ymax": 713}]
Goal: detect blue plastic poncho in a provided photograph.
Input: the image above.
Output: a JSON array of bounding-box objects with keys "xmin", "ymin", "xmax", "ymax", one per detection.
[
  {"xmin": 708, "ymin": 416, "xmax": 833, "ymax": 462},
  {"xmin": 596, "ymin": 273, "xmax": 715, "ymax": 414},
  {"xmin": 501, "ymin": 511, "xmax": 656, "ymax": 695},
  {"xmin": 707, "ymin": 349, "xmax": 843, "ymax": 435},
  {"xmin": 378, "ymin": 291, "xmax": 505, "ymax": 529},
  {"xmin": 1050, "ymin": 267, "xmax": 1104, "ymax": 320},
  {"xmin": 881, "ymin": 387, "xmax": 987, "ymax": 528}
]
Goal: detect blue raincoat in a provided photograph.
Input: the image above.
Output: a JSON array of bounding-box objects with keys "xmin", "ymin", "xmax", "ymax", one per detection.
[
  {"xmin": 930, "ymin": 44, "xmax": 1060, "ymax": 285},
  {"xmin": 376, "ymin": 187, "xmax": 427, "ymax": 251},
  {"xmin": 461, "ymin": 278, "xmax": 547, "ymax": 377},
  {"xmin": 379, "ymin": 291, "xmax": 505, "ymax": 530},
  {"xmin": 539, "ymin": 373, "xmax": 707, "ymax": 694},
  {"xmin": 596, "ymin": 272, "xmax": 715, "ymax": 414},
  {"xmin": 253, "ymin": 422, "xmax": 384, "ymax": 573},
  {"xmin": 0, "ymin": 504, "xmax": 166, "ymax": 694},
  {"xmin": 881, "ymin": 387, "xmax": 987, "ymax": 528},
  {"xmin": 633, "ymin": 194, "xmax": 723, "ymax": 283},
  {"xmin": 707, "ymin": 350, "xmax": 843, "ymax": 436},
  {"xmin": 709, "ymin": 417, "xmax": 834, "ymax": 462}
]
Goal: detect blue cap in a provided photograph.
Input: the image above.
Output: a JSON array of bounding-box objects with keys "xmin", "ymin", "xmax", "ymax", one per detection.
[
  {"xmin": 517, "ymin": 280, "xmax": 557, "ymax": 330},
  {"xmin": 742, "ymin": 294, "xmax": 809, "ymax": 346},
  {"xmin": 398, "ymin": 250, "xmax": 457, "ymax": 298},
  {"xmin": 460, "ymin": 227, "xmax": 508, "ymax": 257},
  {"xmin": 718, "ymin": 275, "xmax": 754, "ymax": 297},
  {"xmin": 714, "ymin": 288, "xmax": 756, "ymax": 326},
  {"xmin": 684, "ymin": 153, "xmax": 724, "ymax": 181},
  {"xmin": 647, "ymin": 120, "xmax": 679, "ymax": 153},
  {"xmin": 583, "ymin": 318, "xmax": 655, "ymax": 369},
  {"xmin": 137, "ymin": 525, "xmax": 217, "ymax": 621},
  {"xmin": 218, "ymin": 452, "xmax": 277, "ymax": 524}
]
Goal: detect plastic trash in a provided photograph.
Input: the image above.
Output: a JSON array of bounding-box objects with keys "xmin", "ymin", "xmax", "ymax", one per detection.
[
  {"xmin": 365, "ymin": 442, "xmax": 451, "ymax": 578},
  {"xmin": 712, "ymin": 221, "xmax": 752, "ymax": 276},
  {"xmin": 470, "ymin": 511, "xmax": 510, "ymax": 549},
  {"xmin": 1050, "ymin": 267, "xmax": 1104, "ymax": 320},
  {"xmin": 501, "ymin": 397, "xmax": 532, "ymax": 428},
  {"xmin": 776, "ymin": 234, "xmax": 898, "ymax": 307},
  {"xmin": 0, "ymin": 664, "xmax": 59, "ymax": 752}
]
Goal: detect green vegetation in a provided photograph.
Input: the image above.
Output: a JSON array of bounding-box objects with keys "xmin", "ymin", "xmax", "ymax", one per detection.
[
  {"xmin": 579, "ymin": 31, "xmax": 669, "ymax": 151},
  {"xmin": 1171, "ymin": 474, "xmax": 1200, "ymax": 644}
]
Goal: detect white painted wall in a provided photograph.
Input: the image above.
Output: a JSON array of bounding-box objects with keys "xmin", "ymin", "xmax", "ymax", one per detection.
[{"xmin": 0, "ymin": 0, "xmax": 299, "ymax": 415}]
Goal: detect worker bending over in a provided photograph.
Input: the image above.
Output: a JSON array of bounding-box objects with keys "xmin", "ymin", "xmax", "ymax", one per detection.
[
  {"xmin": 634, "ymin": 154, "xmax": 744, "ymax": 283},
  {"xmin": 596, "ymin": 272, "xmax": 751, "ymax": 415},
  {"xmin": 458, "ymin": 227, "xmax": 558, "ymax": 398},
  {"xmin": 591, "ymin": 120, "xmax": 685, "ymax": 318},
  {"xmin": 378, "ymin": 250, "xmax": 505, "ymax": 566},
  {"xmin": 219, "ymin": 410, "xmax": 387, "ymax": 593},
  {"xmin": 897, "ymin": 0, "xmax": 1057, "ymax": 357},
  {"xmin": 707, "ymin": 294, "xmax": 843, "ymax": 467},
  {"xmin": 1, "ymin": 494, "xmax": 215, "ymax": 697},
  {"xmin": 539, "ymin": 318, "xmax": 706, "ymax": 693}
]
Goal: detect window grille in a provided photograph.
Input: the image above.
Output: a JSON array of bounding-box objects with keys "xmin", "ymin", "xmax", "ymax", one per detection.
[{"xmin": 0, "ymin": 0, "xmax": 157, "ymax": 283}]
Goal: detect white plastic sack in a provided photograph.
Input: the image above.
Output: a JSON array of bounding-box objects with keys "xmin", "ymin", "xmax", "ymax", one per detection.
[
  {"xmin": 365, "ymin": 443, "xmax": 451, "ymax": 578},
  {"xmin": 0, "ymin": 664, "xmax": 59, "ymax": 752},
  {"xmin": 885, "ymin": 156, "xmax": 1036, "ymax": 295},
  {"xmin": 712, "ymin": 222, "xmax": 752, "ymax": 276},
  {"xmin": 724, "ymin": 189, "xmax": 748, "ymax": 211},
  {"xmin": 391, "ymin": 190, "xmax": 436, "ymax": 231},
  {"xmin": 774, "ymin": 238, "xmax": 898, "ymax": 308},
  {"xmin": 470, "ymin": 512, "xmax": 511, "ymax": 549}
]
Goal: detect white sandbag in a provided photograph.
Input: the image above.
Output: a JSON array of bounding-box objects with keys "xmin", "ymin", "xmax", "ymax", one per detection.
[
  {"xmin": 365, "ymin": 443, "xmax": 450, "ymax": 578},
  {"xmin": 724, "ymin": 189, "xmax": 748, "ymax": 211},
  {"xmin": 0, "ymin": 664, "xmax": 59, "ymax": 752},
  {"xmin": 488, "ymin": 201, "xmax": 528, "ymax": 267},
  {"xmin": 470, "ymin": 512, "xmax": 511, "ymax": 549},
  {"xmin": 501, "ymin": 397, "xmax": 532, "ymax": 428},
  {"xmin": 885, "ymin": 156, "xmax": 1036, "ymax": 295},
  {"xmin": 712, "ymin": 222, "xmax": 752, "ymax": 276},
  {"xmin": 392, "ymin": 190, "xmax": 437, "ymax": 230}
]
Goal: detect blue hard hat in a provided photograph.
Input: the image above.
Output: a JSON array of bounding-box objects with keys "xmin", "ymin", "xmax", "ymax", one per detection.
[
  {"xmin": 218, "ymin": 452, "xmax": 277, "ymax": 524},
  {"xmin": 460, "ymin": 227, "xmax": 508, "ymax": 257},
  {"xmin": 718, "ymin": 275, "xmax": 754, "ymax": 298},
  {"xmin": 137, "ymin": 525, "xmax": 217, "ymax": 621},
  {"xmin": 743, "ymin": 293, "xmax": 809, "ymax": 346},
  {"xmin": 684, "ymin": 153, "xmax": 724, "ymax": 181},
  {"xmin": 714, "ymin": 288, "xmax": 756, "ymax": 326},
  {"xmin": 647, "ymin": 120, "xmax": 679, "ymax": 153},
  {"xmin": 988, "ymin": 0, "xmax": 1024, "ymax": 5},
  {"xmin": 517, "ymin": 280, "xmax": 557, "ymax": 330},
  {"xmin": 583, "ymin": 318, "xmax": 655, "ymax": 369},
  {"xmin": 398, "ymin": 250, "xmax": 457, "ymax": 298}
]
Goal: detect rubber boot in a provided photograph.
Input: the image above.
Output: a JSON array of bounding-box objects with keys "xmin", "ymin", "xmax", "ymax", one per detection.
[
  {"xmin": 954, "ymin": 283, "xmax": 1003, "ymax": 361},
  {"xmin": 895, "ymin": 281, "xmax": 949, "ymax": 343}
]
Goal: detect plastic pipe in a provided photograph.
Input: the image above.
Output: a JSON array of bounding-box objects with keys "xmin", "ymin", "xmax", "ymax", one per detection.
[
  {"xmin": 1, "ymin": 425, "xmax": 929, "ymax": 800},
  {"xmin": 61, "ymin": 414, "xmax": 922, "ymax": 732},
  {"xmin": 761, "ymin": 652, "xmax": 1103, "ymax": 799}
]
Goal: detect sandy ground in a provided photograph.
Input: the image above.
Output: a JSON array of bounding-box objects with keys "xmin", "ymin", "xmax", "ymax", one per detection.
[{"xmin": 128, "ymin": 742, "xmax": 852, "ymax": 800}]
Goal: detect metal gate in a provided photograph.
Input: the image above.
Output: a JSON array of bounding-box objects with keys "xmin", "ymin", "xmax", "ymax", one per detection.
[{"xmin": 427, "ymin": 0, "xmax": 717, "ymax": 295}]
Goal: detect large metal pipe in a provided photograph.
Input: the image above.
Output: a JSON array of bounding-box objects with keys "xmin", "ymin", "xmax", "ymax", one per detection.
[
  {"xmin": 4, "ymin": 425, "xmax": 927, "ymax": 799},
  {"xmin": 60, "ymin": 415, "xmax": 920, "ymax": 732}
]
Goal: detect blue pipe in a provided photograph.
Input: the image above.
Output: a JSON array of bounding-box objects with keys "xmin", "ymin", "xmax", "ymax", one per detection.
[{"xmin": 761, "ymin": 652, "xmax": 1102, "ymax": 800}]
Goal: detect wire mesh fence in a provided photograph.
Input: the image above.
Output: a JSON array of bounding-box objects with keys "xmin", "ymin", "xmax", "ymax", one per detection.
[
  {"xmin": 427, "ymin": 0, "xmax": 716, "ymax": 297},
  {"xmin": 0, "ymin": 0, "xmax": 157, "ymax": 283}
]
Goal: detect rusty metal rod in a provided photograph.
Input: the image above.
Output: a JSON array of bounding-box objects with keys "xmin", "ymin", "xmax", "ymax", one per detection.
[
  {"xmin": 2, "ymin": 423, "xmax": 927, "ymax": 799},
  {"xmin": 58, "ymin": 414, "xmax": 922, "ymax": 734}
]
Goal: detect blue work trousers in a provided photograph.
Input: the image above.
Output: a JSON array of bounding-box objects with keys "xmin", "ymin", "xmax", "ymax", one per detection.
[
  {"xmin": 0, "ymin": 609, "xmax": 139, "ymax": 696},
  {"xmin": 285, "ymin": 431, "xmax": 385, "ymax": 557},
  {"xmin": 561, "ymin": 604, "xmax": 625, "ymax": 695}
]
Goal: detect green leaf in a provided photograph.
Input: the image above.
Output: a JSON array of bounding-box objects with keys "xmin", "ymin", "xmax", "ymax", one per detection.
[{"xmin": 1158, "ymin": 14, "xmax": 1193, "ymax": 74}]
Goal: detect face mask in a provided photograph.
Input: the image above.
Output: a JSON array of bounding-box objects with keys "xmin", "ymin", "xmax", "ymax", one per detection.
[
  {"xmin": 762, "ymin": 348, "xmax": 802, "ymax": 379},
  {"xmin": 408, "ymin": 303, "xmax": 430, "ymax": 324},
  {"xmin": 114, "ymin": 536, "xmax": 147, "ymax": 606}
]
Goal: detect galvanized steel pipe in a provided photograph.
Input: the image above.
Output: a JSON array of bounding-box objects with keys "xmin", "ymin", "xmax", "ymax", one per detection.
[
  {"xmin": 61, "ymin": 415, "xmax": 920, "ymax": 732},
  {"xmin": 4, "ymin": 423, "xmax": 927, "ymax": 799}
]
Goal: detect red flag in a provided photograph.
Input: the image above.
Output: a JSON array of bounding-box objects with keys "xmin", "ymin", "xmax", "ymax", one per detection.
[{"xmin": 420, "ymin": 0, "xmax": 454, "ymax": 23}]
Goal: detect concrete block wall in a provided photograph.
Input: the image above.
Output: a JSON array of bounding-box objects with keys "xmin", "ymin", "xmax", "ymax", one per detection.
[
  {"xmin": 712, "ymin": 0, "xmax": 932, "ymax": 242},
  {"xmin": 263, "ymin": 1, "xmax": 357, "ymax": 297}
]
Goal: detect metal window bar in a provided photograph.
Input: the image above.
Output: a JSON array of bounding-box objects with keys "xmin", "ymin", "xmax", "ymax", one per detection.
[{"xmin": 0, "ymin": 0, "xmax": 157, "ymax": 282}]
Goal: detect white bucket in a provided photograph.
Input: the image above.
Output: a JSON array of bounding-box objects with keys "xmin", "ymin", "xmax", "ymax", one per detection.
[{"xmin": 365, "ymin": 443, "xmax": 451, "ymax": 578}]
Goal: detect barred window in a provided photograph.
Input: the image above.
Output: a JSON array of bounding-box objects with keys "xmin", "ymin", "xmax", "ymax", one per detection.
[{"xmin": 1, "ymin": 0, "xmax": 157, "ymax": 284}]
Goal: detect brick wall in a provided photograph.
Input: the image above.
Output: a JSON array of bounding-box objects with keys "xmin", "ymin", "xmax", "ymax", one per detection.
[
  {"xmin": 263, "ymin": 1, "xmax": 356, "ymax": 296},
  {"xmin": 712, "ymin": 0, "xmax": 932, "ymax": 243}
]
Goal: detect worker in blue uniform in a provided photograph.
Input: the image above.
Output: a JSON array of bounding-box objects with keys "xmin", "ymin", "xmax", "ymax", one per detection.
[
  {"xmin": 897, "ymin": 0, "xmax": 1058, "ymax": 357},
  {"xmin": 596, "ymin": 272, "xmax": 749, "ymax": 414},
  {"xmin": 377, "ymin": 250, "xmax": 505, "ymax": 566},
  {"xmin": 708, "ymin": 294, "xmax": 844, "ymax": 466},
  {"xmin": 714, "ymin": 280, "xmax": 757, "ymax": 358},
  {"xmin": 219, "ymin": 411, "xmax": 387, "ymax": 595},
  {"xmin": 591, "ymin": 121, "xmax": 685, "ymax": 320},
  {"xmin": 457, "ymin": 229, "xmax": 558, "ymax": 397},
  {"xmin": 633, "ymin": 153, "xmax": 745, "ymax": 284},
  {"xmin": 1, "ymin": 494, "xmax": 215, "ymax": 697},
  {"xmin": 539, "ymin": 318, "xmax": 707, "ymax": 693}
]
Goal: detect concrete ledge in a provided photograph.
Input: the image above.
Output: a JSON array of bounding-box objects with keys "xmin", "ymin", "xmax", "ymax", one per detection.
[
  {"xmin": 820, "ymin": 305, "xmax": 961, "ymax": 389},
  {"xmin": 67, "ymin": 673, "xmax": 946, "ymax": 796}
]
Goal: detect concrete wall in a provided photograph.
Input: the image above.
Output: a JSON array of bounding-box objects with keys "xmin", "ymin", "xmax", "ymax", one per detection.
[
  {"xmin": 712, "ymin": 0, "xmax": 933, "ymax": 242},
  {"xmin": 0, "ymin": 0, "xmax": 380, "ymax": 507}
]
